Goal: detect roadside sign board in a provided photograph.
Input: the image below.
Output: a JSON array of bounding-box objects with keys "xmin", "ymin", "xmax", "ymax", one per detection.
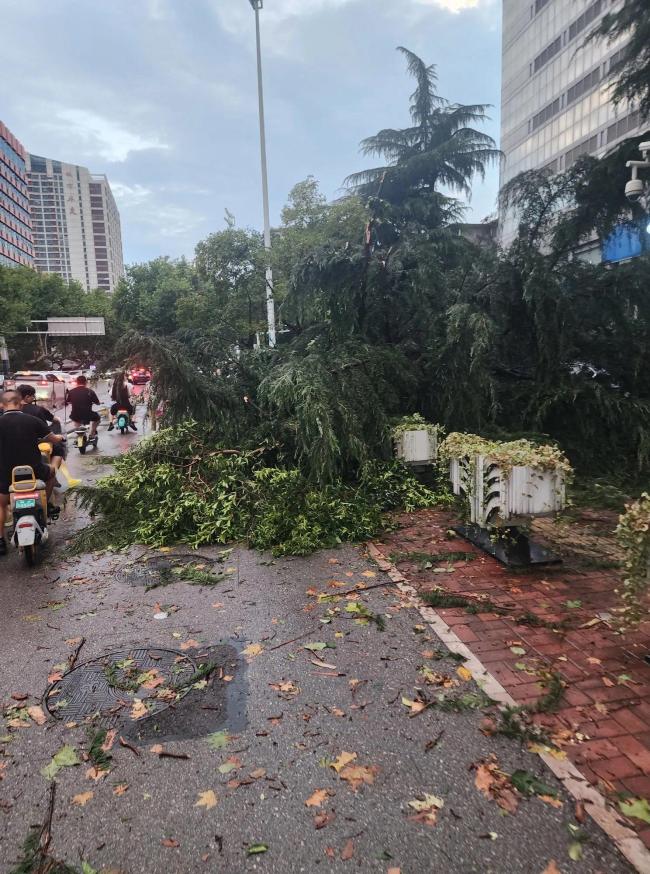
[{"xmin": 47, "ymin": 317, "xmax": 106, "ymax": 336}]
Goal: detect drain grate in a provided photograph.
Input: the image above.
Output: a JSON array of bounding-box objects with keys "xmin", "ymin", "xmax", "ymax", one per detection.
[{"xmin": 45, "ymin": 648, "xmax": 198, "ymax": 727}]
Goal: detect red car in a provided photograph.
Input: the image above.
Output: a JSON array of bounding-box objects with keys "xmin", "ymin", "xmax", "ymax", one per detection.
[{"xmin": 129, "ymin": 367, "xmax": 151, "ymax": 385}]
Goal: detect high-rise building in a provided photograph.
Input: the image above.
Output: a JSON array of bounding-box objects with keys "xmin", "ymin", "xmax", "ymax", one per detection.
[
  {"xmin": 0, "ymin": 121, "xmax": 34, "ymax": 268},
  {"xmin": 499, "ymin": 0, "xmax": 647, "ymax": 246},
  {"xmin": 26, "ymin": 155, "xmax": 124, "ymax": 291}
]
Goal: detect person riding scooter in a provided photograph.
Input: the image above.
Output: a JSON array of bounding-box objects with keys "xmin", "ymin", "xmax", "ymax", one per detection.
[
  {"xmin": 66, "ymin": 375, "xmax": 101, "ymax": 439},
  {"xmin": 0, "ymin": 391, "xmax": 64, "ymax": 556},
  {"xmin": 18, "ymin": 385, "xmax": 65, "ymax": 474},
  {"xmin": 108, "ymin": 371, "xmax": 137, "ymax": 432}
]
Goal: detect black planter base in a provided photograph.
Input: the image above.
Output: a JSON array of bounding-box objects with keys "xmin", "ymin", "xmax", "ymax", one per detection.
[{"xmin": 453, "ymin": 523, "xmax": 562, "ymax": 568}]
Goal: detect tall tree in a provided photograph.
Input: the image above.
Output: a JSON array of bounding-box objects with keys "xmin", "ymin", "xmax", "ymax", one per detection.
[
  {"xmin": 592, "ymin": 0, "xmax": 650, "ymax": 120},
  {"xmin": 345, "ymin": 47, "xmax": 500, "ymax": 214}
]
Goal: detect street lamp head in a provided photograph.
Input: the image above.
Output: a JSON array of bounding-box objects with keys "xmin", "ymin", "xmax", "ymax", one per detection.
[{"xmin": 248, "ymin": 0, "xmax": 263, "ymax": 8}]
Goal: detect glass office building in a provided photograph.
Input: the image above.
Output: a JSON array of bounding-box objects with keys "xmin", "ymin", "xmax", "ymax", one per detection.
[
  {"xmin": 499, "ymin": 0, "xmax": 647, "ymax": 248},
  {"xmin": 0, "ymin": 121, "xmax": 34, "ymax": 268},
  {"xmin": 27, "ymin": 155, "xmax": 124, "ymax": 292}
]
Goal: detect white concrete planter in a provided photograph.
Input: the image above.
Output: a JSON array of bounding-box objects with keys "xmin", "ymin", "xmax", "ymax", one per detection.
[
  {"xmin": 394, "ymin": 429, "xmax": 437, "ymax": 465},
  {"xmin": 450, "ymin": 454, "xmax": 566, "ymax": 527}
]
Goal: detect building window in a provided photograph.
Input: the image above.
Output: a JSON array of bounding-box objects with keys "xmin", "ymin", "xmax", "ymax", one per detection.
[
  {"xmin": 565, "ymin": 134, "xmax": 599, "ymax": 168},
  {"xmin": 566, "ymin": 67, "xmax": 602, "ymax": 106},
  {"xmin": 607, "ymin": 110, "xmax": 641, "ymax": 144},
  {"xmin": 533, "ymin": 36, "xmax": 562, "ymax": 74},
  {"xmin": 532, "ymin": 97, "xmax": 561, "ymax": 130},
  {"xmin": 568, "ymin": 0, "xmax": 602, "ymax": 43}
]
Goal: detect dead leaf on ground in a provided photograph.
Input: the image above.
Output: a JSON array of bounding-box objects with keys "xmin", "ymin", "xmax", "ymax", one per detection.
[
  {"xmin": 575, "ymin": 801, "xmax": 586, "ymax": 824},
  {"xmin": 130, "ymin": 699, "xmax": 148, "ymax": 720},
  {"xmin": 407, "ymin": 793, "xmax": 444, "ymax": 826},
  {"xmin": 113, "ymin": 783, "xmax": 128, "ymax": 796},
  {"xmin": 314, "ymin": 812, "xmax": 334, "ymax": 829},
  {"xmin": 27, "ymin": 706, "xmax": 46, "ymax": 726},
  {"xmin": 11, "ymin": 692, "xmax": 29, "ymax": 701},
  {"xmin": 249, "ymin": 768, "xmax": 266, "ymax": 780},
  {"xmin": 339, "ymin": 764, "xmax": 379, "ymax": 790},
  {"xmin": 180, "ymin": 639, "xmax": 201, "ymax": 651},
  {"xmin": 101, "ymin": 729, "xmax": 117, "ymax": 752},
  {"xmin": 195, "ymin": 790, "xmax": 218, "ymax": 810},
  {"xmin": 541, "ymin": 863, "xmax": 561, "ymax": 874},
  {"xmin": 71, "ymin": 791, "xmax": 93, "ymax": 806},
  {"xmin": 361, "ymin": 570, "xmax": 376, "ymax": 578},
  {"xmin": 86, "ymin": 766, "xmax": 108, "ymax": 782},
  {"xmin": 161, "ymin": 838, "xmax": 180, "ymax": 848},
  {"xmin": 341, "ymin": 839, "xmax": 354, "ymax": 861},
  {"xmin": 472, "ymin": 755, "xmax": 518, "ymax": 814},
  {"xmin": 149, "ymin": 744, "xmax": 164, "ymax": 755},
  {"xmin": 305, "ymin": 788, "xmax": 329, "ymax": 808},
  {"xmin": 330, "ymin": 752, "xmax": 357, "ymax": 773},
  {"xmin": 456, "ymin": 666, "xmax": 472, "ymax": 682},
  {"xmin": 242, "ymin": 643, "xmax": 264, "ymax": 659},
  {"xmin": 269, "ymin": 680, "xmax": 299, "ymax": 698}
]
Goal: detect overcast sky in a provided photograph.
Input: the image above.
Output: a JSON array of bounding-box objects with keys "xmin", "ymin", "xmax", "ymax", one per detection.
[{"xmin": 2, "ymin": 0, "xmax": 501, "ymax": 265}]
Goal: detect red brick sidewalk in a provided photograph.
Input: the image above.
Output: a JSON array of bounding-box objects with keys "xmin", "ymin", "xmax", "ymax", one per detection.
[{"xmin": 375, "ymin": 508, "xmax": 650, "ymax": 848}]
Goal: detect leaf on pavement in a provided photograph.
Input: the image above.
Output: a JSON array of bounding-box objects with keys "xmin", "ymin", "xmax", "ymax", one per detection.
[
  {"xmin": 509, "ymin": 770, "xmax": 558, "ymax": 801},
  {"xmin": 339, "ymin": 764, "xmax": 379, "ymax": 790},
  {"xmin": 27, "ymin": 706, "xmax": 46, "ymax": 726},
  {"xmin": 401, "ymin": 696, "xmax": 427, "ymax": 714},
  {"xmin": 195, "ymin": 790, "xmax": 218, "ymax": 810},
  {"xmin": 130, "ymin": 699, "xmax": 148, "ymax": 720},
  {"xmin": 206, "ymin": 731, "xmax": 230, "ymax": 750},
  {"xmin": 247, "ymin": 844, "xmax": 268, "ymax": 855},
  {"xmin": 303, "ymin": 642, "xmax": 329, "ymax": 652},
  {"xmin": 113, "ymin": 783, "xmax": 129, "ymax": 796},
  {"xmin": 71, "ymin": 791, "xmax": 94, "ymax": 806},
  {"xmin": 242, "ymin": 643, "xmax": 263, "ymax": 658},
  {"xmin": 456, "ymin": 666, "xmax": 472, "ymax": 682},
  {"xmin": 305, "ymin": 788, "xmax": 329, "ymax": 808},
  {"xmin": 472, "ymin": 756, "xmax": 518, "ymax": 814},
  {"xmin": 619, "ymin": 797, "xmax": 650, "ymax": 824},
  {"xmin": 407, "ymin": 793, "xmax": 444, "ymax": 826},
  {"xmin": 314, "ymin": 812, "xmax": 334, "ymax": 829},
  {"xmin": 86, "ymin": 766, "xmax": 108, "ymax": 782},
  {"xmin": 180, "ymin": 639, "xmax": 200, "ymax": 651},
  {"xmin": 541, "ymin": 863, "xmax": 561, "ymax": 874},
  {"xmin": 341, "ymin": 839, "xmax": 354, "ymax": 861},
  {"xmin": 161, "ymin": 839, "xmax": 179, "ymax": 848},
  {"xmin": 361, "ymin": 570, "xmax": 376, "ymax": 578},
  {"xmin": 330, "ymin": 752, "xmax": 357, "ymax": 773},
  {"xmin": 41, "ymin": 745, "xmax": 80, "ymax": 780}
]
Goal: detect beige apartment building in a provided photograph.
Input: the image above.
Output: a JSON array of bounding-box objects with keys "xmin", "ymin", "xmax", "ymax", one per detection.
[
  {"xmin": 499, "ymin": 0, "xmax": 646, "ymax": 249},
  {"xmin": 26, "ymin": 154, "xmax": 124, "ymax": 291}
]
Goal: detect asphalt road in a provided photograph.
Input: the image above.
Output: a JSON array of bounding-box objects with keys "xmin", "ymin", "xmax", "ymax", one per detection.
[{"xmin": 0, "ymin": 426, "xmax": 635, "ymax": 874}]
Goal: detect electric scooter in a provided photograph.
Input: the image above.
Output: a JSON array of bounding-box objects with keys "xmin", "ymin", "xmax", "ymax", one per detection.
[
  {"xmin": 9, "ymin": 465, "xmax": 49, "ymax": 566},
  {"xmin": 115, "ymin": 408, "xmax": 131, "ymax": 435},
  {"xmin": 75, "ymin": 424, "xmax": 99, "ymax": 455}
]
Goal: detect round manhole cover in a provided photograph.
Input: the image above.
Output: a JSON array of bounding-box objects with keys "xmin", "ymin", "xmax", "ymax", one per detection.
[{"xmin": 45, "ymin": 648, "xmax": 198, "ymax": 726}]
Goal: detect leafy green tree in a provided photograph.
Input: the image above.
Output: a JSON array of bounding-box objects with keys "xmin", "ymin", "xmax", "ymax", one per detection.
[
  {"xmin": 592, "ymin": 0, "xmax": 650, "ymax": 119},
  {"xmin": 345, "ymin": 47, "xmax": 500, "ymax": 217}
]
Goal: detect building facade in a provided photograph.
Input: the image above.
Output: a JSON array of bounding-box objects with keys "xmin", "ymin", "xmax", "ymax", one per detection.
[
  {"xmin": 499, "ymin": 0, "xmax": 646, "ymax": 245},
  {"xmin": 0, "ymin": 121, "xmax": 34, "ymax": 268},
  {"xmin": 26, "ymin": 155, "xmax": 124, "ymax": 291}
]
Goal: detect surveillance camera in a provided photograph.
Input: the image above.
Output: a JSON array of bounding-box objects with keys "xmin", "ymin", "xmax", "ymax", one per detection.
[
  {"xmin": 639, "ymin": 141, "xmax": 650, "ymax": 154},
  {"xmin": 625, "ymin": 177, "xmax": 645, "ymax": 202}
]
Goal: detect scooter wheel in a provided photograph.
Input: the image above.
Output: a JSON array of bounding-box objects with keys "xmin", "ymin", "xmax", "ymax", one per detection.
[
  {"xmin": 120, "ymin": 427, "xmax": 126, "ymax": 435},
  {"xmin": 79, "ymin": 445, "xmax": 87, "ymax": 455},
  {"xmin": 24, "ymin": 545, "xmax": 35, "ymax": 567}
]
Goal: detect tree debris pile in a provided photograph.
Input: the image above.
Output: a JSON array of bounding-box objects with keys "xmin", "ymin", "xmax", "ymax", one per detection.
[{"xmin": 76, "ymin": 422, "xmax": 447, "ymax": 556}]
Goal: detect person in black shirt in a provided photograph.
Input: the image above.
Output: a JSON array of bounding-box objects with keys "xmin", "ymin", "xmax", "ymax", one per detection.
[
  {"xmin": 18, "ymin": 385, "xmax": 65, "ymax": 472},
  {"xmin": 66, "ymin": 375, "xmax": 101, "ymax": 438},
  {"xmin": 0, "ymin": 391, "xmax": 64, "ymax": 555}
]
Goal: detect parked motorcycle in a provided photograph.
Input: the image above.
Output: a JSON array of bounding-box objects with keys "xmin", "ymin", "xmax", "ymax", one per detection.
[
  {"xmin": 75, "ymin": 424, "xmax": 98, "ymax": 454},
  {"xmin": 9, "ymin": 465, "xmax": 49, "ymax": 566}
]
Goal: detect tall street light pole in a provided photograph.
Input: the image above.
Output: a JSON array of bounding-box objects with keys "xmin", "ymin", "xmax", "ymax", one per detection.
[{"xmin": 248, "ymin": 0, "xmax": 276, "ymax": 348}]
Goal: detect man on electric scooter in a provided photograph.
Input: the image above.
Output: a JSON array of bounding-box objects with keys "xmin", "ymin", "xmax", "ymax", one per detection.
[
  {"xmin": 66, "ymin": 375, "xmax": 101, "ymax": 439},
  {"xmin": 18, "ymin": 384, "xmax": 65, "ymax": 475},
  {"xmin": 0, "ymin": 391, "xmax": 64, "ymax": 556}
]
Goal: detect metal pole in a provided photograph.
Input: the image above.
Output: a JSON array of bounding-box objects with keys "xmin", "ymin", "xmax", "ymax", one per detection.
[{"xmin": 252, "ymin": 2, "xmax": 276, "ymax": 348}]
